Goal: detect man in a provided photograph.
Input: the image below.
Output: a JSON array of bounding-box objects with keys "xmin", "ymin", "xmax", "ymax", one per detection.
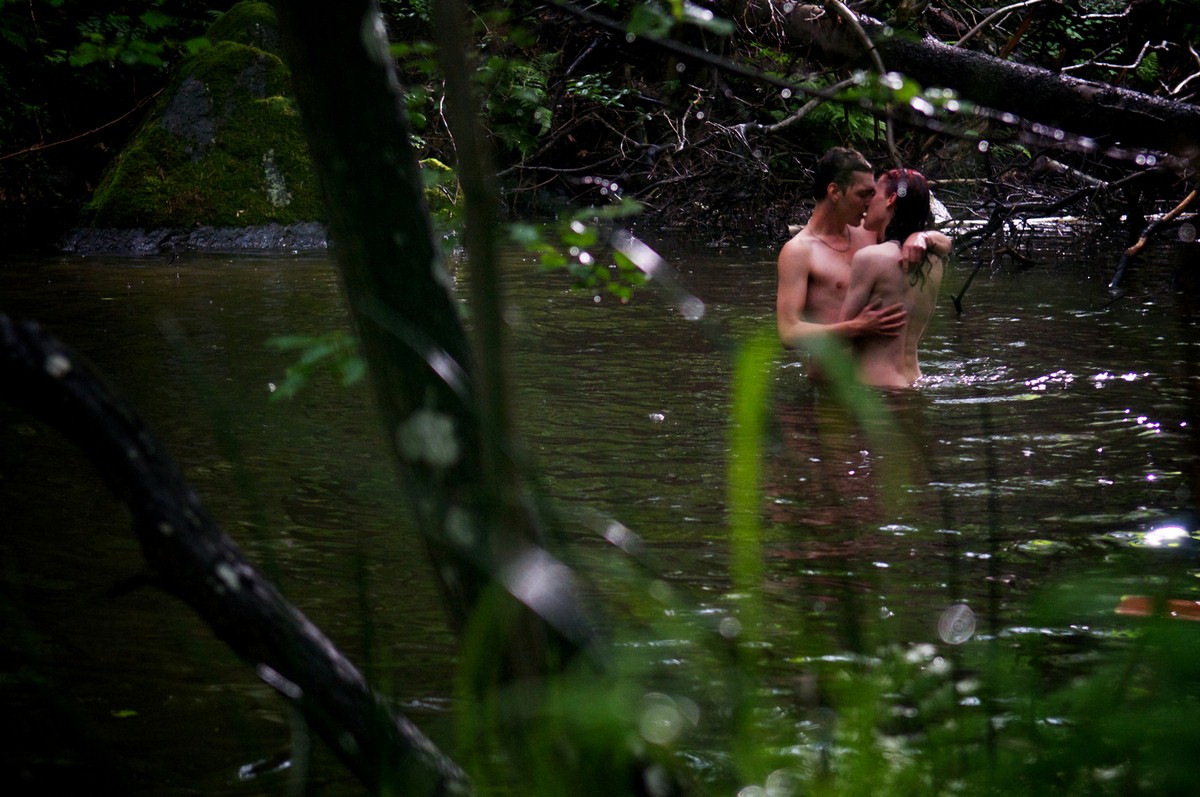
[{"xmin": 838, "ymin": 168, "xmax": 944, "ymax": 388}]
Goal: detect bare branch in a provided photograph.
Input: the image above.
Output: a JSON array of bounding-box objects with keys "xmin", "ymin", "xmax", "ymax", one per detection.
[
  {"xmin": 954, "ymin": 0, "xmax": 1045, "ymax": 49},
  {"xmin": 1061, "ymin": 40, "xmax": 1167, "ymax": 74},
  {"xmin": 0, "ymin": 90, "xmax": 163, "ymax": 162},
  {"xmin": 1169, "ymin": 44, "xmax": 1200, "ymax": 96}
]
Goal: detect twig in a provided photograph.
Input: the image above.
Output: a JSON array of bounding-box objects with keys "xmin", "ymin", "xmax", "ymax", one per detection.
[
  {"xmin": 1062, "ymin": 39, "xmax": 1165, "ymax": 74},
  {"xmin": 995, "ymin": 244, "xmax": 1039, "ymax": 268},
  {"xmin": 952, "ymin": 259, "xmax": 985, "ymax": 317},
  {"xmin": 954, "ymin": 0, "xmax": 1044, "ymax": 48},
  {"xmin": 731, "ymin": 76, "xmax": 859, "ymax": 139},
  {"xmin": 1109, "ymin": 189, "xmax": 1198, "ymax": 290},
  {"xmin": 0, "ymin": 89, "xmax": 163, "ymax": 162},
  {"xmin": 1034, "ymin": 156, "xmax": 1106, "ymax": 187},
  {"xmin": 1126, "ymin": 190, "xmax": 1197, "ymax": 257},
  {"xmin": 1169, "ymin": 45, "xmax": 1200, "ymax": 96}
]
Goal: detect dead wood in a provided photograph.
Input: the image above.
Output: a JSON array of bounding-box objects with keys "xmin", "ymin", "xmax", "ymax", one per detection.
[
  {"xmin": 0, "ymin": 314, "xmax": 470, "ymax": 796},
  {"xmin": 738, "ymin": 1, "xmax": 1200, "ymax": 165},
  {"xmin": 1109, "ymin": 189, "xmax": 1199, "ymax": 290}
]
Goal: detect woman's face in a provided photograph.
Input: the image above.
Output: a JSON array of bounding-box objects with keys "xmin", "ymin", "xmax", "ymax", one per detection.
[{"xmin": 862, "ymin": 175, "xmax": 895, "ymax": 233}]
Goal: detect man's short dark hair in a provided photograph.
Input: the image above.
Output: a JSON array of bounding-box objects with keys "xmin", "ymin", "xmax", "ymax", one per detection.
[{"xmin": 811, "ymin": 147, "xmax": 872, "ymax": 201}]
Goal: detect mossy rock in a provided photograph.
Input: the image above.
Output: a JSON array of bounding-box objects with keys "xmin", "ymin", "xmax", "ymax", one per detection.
[
  {"xmin": 81, "ymin": 1, "xmax": 322, "ymax": 230},
  {"xmin": 204, "ymin": 0, "xmax": 282, "ymax": 51}
]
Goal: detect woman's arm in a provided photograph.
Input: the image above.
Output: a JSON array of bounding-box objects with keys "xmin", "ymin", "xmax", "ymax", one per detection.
[{"xmin": 901, "ymin": 230, "xmax": 952, "ymax": 264}]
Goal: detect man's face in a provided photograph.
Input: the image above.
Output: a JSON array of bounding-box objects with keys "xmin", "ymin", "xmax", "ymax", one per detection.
[
  {"xmin": 838, "ymin": 171, "xmax": 876, "ymax": 227},
  {"xmin": 863, "ymin": 174, "xmax": 894, "ymax": 233}
]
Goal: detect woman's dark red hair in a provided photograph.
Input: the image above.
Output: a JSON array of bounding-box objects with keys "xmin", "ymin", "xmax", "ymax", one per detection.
[{"xmin": 880, "ymin": 168, "xmax": 931, "ymax": 244}]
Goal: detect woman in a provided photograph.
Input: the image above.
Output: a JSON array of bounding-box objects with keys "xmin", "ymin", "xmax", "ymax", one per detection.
[{"xmin": 838, "ymin": 169, "xmax": 946, "ymax": 388}]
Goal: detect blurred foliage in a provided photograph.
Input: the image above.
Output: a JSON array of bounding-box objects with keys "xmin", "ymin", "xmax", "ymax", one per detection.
[
  {"xmin": 508, "ymin": 197, "xmax": 647, "ymax": 301},
  {"xmin": 266, "ymin": 330, "xmax": 365, "ymax": 401}
]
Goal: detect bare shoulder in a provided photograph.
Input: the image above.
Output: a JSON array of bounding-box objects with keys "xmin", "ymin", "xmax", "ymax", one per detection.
[
  {"xmin": 780, "ymin": 229, "xmax": 816, "ymax": 253},
  {"xmin": 778, "ymin": 231, "xmax": 817, "ymax": 268},
  {"xmin": 851, "ymin": 241, "xmax": 902, "ymax": 271}
]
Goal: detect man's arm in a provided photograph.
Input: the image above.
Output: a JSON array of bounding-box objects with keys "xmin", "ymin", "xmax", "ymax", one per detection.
[{"xmin": 777, "ymin": 239, "xmax": 905, "ymax": 348}]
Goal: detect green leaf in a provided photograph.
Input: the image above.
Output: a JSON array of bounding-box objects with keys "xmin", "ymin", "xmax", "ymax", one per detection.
[
  {"xmin": 508, "ymin": 223, "xmax": 544, "ymax": 247},
  {"xmin": 680, "ymin": 1, "xmax": 734, "ymax": 35},
  {"xmin": 1136, "ymin": 51, "xmax": 1159, "ymax": 82},
  {"xmin": 140, "ymin": 11, "xmax": 171, "ymax": 30},
  {"xmin": 628, "ymin": 4, "xmax": 672, "ymax": 38},
  {"xmin": 182, "ymin": 37, "xmax": 210, "ymax": 57},
  {"xmin": 267, "ymin": 331, "xmax": 363, "ymax": 400},
  {"xmin": 561, "ymin": 224, "xmax": 597, "ymax": 248}
]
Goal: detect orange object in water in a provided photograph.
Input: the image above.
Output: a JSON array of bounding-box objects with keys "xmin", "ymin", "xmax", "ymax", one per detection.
[{"xmin": 1115, "ymin": 595, "xmax": 1200, "ymax": 621}]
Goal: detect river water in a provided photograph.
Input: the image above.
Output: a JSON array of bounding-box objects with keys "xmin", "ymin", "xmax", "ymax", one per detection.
[{"xmin": 1, "ymin": 235, "xmax": 1197, "ymax": 793}]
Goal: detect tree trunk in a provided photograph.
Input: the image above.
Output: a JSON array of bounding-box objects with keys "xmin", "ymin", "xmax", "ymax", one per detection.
[
  {"xmin": 751, "ymin": 2, "xmax": 1200, "ymax": 163},
  {"xmin": 271, "ymin": 5, "xmax": 684, "ymax": 795},
  {"xmin": 271, "ymin": 0, "xmax": 596, "ymax": 678}
]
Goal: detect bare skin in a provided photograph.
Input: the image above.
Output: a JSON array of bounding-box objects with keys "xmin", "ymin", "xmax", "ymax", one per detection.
[
  {"xmin": 838, "ymin": 177, "xmax": 946, "ymax": 388},
  {"xmin": 776, "ymin": 170, "xmax": 905, "ymax": 348},
  {"xmin": 839, "ymin": 243, "xmax": 943, "ymax": 387}
]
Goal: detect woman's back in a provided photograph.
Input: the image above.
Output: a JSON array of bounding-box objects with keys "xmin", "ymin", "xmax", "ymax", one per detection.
[{"xmin": 843, "ymin": 242, "xmax": 944, "ymax": 388}]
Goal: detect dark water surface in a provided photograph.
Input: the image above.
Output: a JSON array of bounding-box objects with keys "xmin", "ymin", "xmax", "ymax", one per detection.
[{"xmin": 1, "ymin": 237, "xmax": 1197, "ymax": 793}]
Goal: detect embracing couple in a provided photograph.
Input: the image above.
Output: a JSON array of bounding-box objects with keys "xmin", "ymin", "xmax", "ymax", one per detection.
[{"xmin": 776, "ymin": 147, "xmax": 948, "ymax": 389}]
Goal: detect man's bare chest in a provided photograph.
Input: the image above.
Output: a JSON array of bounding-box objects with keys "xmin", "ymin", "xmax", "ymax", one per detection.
[{"xmin": 808, "ymin": 258, "xmax": 852, "ymax": 299}]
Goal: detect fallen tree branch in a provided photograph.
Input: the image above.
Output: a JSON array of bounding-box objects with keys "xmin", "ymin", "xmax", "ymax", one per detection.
[
  {"xmin": 0, "ymin": 315, "xmax": 470, "ymax": 796},
  {"xmin": 763, "ymin": 1, "xmax": 1200, "ymax": 163},
  {"xmin": 950, "ymin": 168, "xmax": 1163, "ymax": 314},
  {"xmin": 1109, "ymin": 188, "xmax": 1199, "ymax": 290}
]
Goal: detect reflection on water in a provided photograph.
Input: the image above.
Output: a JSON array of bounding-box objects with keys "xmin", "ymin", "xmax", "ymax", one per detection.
[{"xmin": 1, "ymin": 238, "xmax": 1198, "ymax": 792}]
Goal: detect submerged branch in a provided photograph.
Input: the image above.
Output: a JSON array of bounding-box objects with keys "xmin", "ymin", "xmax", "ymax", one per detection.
[
  {"xmin": 1109, "ymin": 189, "xmax": 1198, "ymax": 290},
  {"xmin": 0, "ymin": 315, "xmax": 470, "ymax": 796}
]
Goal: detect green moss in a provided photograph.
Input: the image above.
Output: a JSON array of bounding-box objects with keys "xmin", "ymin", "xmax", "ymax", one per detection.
[
  {"xmin": 204, "ymin": 1, "xmax": 281, "ymax": 52},
  {"xmin": 82, "ymin": 2, "xmax": 322, "ymax": 230}
]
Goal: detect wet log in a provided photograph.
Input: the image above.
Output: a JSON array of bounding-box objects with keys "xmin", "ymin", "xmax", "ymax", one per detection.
[
  {"xmin": 0, "ymin": 314, "xmax": 469, "ymax": 796},
  {"xmin": 739, "ymin": 2, "xmax": 1200, "ymax": 162}
]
